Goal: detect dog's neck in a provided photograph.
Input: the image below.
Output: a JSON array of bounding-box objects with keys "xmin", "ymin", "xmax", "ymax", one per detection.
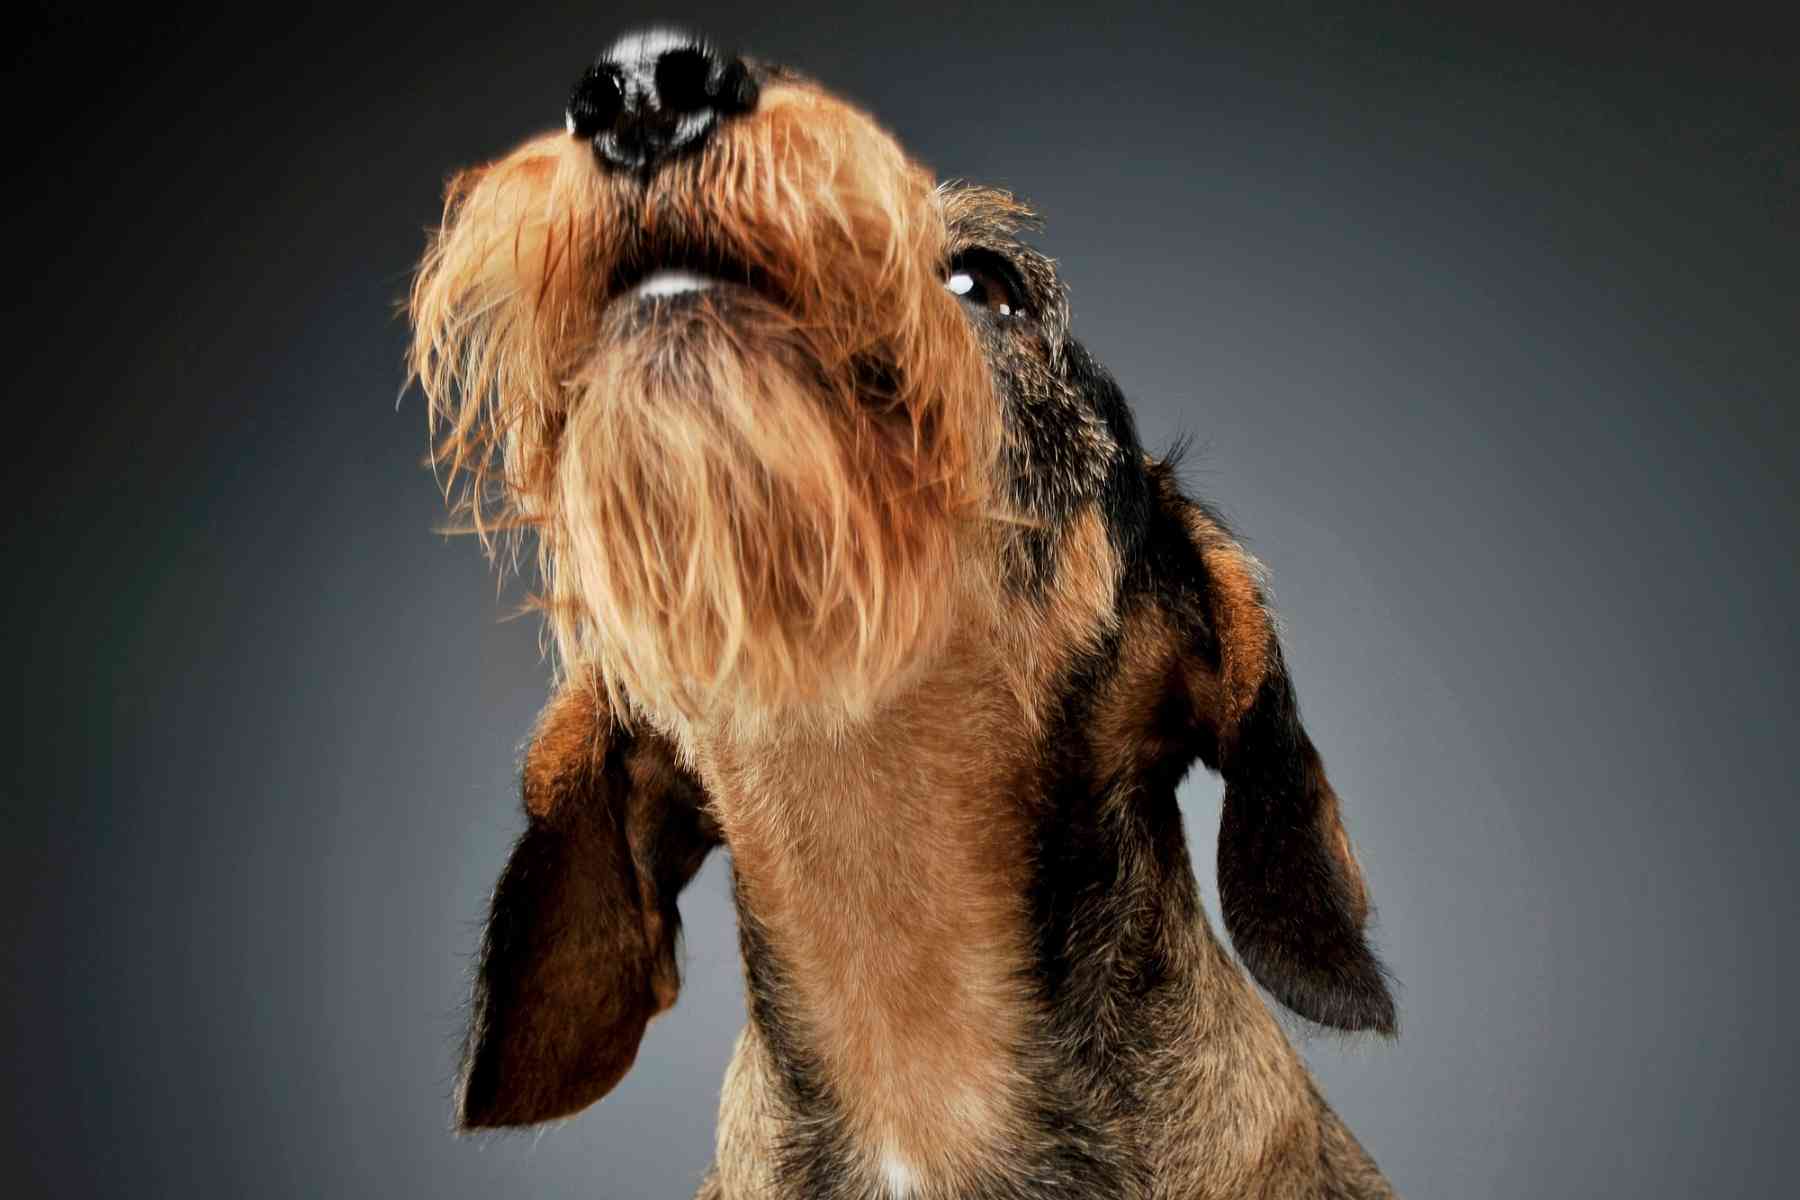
[
  {"xmin": 684, "ymin": 639, "xmax": 1320, "ymax": 1192},
  {"xmin": 692, "ymin": 625, "xmax": 1038, "ymax": 1179},
  {"xmin": 667, "ymin": 514, "xmax": 1332, "ymax": 1192}
]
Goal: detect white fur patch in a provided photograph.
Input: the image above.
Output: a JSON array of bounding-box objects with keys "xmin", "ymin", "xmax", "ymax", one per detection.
[{"xmin": 881, "ymin": 1153, "xmax": 918, "ymax": 1198}]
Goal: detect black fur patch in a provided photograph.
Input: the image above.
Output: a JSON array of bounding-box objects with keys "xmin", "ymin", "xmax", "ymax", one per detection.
[{"xmin": 1216, "ymin": 663, "xmax": 1398, "ymax": 1034}]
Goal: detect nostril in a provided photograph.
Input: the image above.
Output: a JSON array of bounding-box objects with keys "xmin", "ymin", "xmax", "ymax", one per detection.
[
  {"xmin": 654, "ymin": 46, "xmax": 715, "ymax": 113},
  {"xmin": 567, "ymin": 66, "xmax": 625, "ymax": 138},
  {"xmin": 712, "ymin": 58, "xmax": 758, "ymax": 116}
]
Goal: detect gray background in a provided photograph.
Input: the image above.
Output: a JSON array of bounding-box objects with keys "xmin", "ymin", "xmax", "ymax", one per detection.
[{"xmin": 8, "ymin": 2, "xmax": 1795, "ymax": 1196}]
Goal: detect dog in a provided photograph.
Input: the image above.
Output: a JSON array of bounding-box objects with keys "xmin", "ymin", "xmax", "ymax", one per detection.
[{"xmin": 408, "ymin": 28, "xmax": 1399, "ymax": 1199}]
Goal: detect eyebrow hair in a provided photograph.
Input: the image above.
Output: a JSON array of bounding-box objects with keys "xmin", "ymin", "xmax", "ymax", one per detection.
[{"xmin": 939, "ymin": 181, "xmax": 1043, "ymax": 240}]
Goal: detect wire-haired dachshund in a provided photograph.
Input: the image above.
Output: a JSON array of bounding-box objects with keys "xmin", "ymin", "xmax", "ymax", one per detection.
[{"xmin": 408, "ymin": 27, "xmax": 1400, "ymax": 1199}]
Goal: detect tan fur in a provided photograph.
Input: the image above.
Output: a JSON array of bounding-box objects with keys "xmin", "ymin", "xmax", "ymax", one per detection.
[
  {"xmin": 1139, "ymin": 933, "xmax": 1336, "ymax": 1200},
  {"xmin": 710, "ymin": 1028, "xmax": 786, "ymax": 1199},
  {"xmin": 520, "ymin": 675, "xmax": 608, "ymax": 818},
  {"xmin": 996, "ymin": 509, "xmax": 1122, "ymax": 733},
  {"xmin": 696, "ymin": 618, "xmax": 1038, "ymax": 1185},
  {"xmin": 1182, "ymin": 505, "xmax": 1272, "ymax": 733},
  {"xmin": 1087, "ymin": 602, "xmax": 1182, "ymax": 784},
  {"xmin": 411, "ymin": 82, "xmax": 998, "ymax": 729}
]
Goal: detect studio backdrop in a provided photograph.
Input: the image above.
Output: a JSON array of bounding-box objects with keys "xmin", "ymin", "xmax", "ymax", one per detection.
[{"xmin": 8, "ymin": 3, "xmax": 1795, "ymax": 1197}]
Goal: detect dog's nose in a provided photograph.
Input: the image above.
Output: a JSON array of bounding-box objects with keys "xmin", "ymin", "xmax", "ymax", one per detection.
[{"xmin": 567, "ymin": 29, "xmax": 759, "ymax": 173}]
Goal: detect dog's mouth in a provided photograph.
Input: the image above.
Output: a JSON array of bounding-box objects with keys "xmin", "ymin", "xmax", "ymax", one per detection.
[
  {"xmin": 629, "ymin": 268, "xmax": 717, "ymax": 300},
  {"xmin": 606, "ymin": 237, "xmax": 785, "ymax": 312}
]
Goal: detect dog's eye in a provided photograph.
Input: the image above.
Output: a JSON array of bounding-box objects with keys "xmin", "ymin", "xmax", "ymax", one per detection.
[{"xmin": 945, "ymin": 251, "xmax": 1024, "ymax": 319}]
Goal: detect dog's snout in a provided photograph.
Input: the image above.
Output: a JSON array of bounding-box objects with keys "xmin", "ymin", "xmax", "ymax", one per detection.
[{"xmin": 567, "ymin": 28, "xmax": 758, "ymax": 173}]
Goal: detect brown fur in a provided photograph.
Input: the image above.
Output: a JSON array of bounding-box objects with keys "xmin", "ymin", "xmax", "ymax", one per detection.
[
  {"xmin": 456, "ymin": 683, "xmax": 718, "ymax": 1127},
  {"xmin": 414, "ymin": 50, "xmax": 1397, "ymax": 1199},
  {"xmin": 1182, "ymin": 506, "xmax": 1273, "ymax": 729},
  {"xmin": 703, "ymin": 626, "xmax": 1037, "ymax": 1185},
  {"xmin": 412, "ymin": 82, "xmax": 997, "ymax": 731}
]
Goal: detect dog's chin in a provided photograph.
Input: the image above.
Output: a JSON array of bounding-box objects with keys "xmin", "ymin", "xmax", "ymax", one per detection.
[
  {"xmin": 600, "ymin": 270, "xmax": 817, "ymax": 378},
  {"xmin": 552, "ymin": 309, "xmax": 966, "ymax": 731}
]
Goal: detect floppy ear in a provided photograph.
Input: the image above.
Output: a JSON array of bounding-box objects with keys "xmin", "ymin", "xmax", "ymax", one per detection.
[
  {"xmin": 457, "ymin": 676, "xmax": 720, "ymax": 1129},
  {"xmin": 1154, "ymin": 470, "xmax": 1397, "ymax": 1034}
]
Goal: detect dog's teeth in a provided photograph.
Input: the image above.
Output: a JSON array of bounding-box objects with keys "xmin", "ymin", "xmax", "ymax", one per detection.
[{"xmin": 634, "ymin": 269, "xmax": 717, "ymax": 298}]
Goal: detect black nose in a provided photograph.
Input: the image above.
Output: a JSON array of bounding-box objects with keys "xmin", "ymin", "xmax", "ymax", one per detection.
[{"xmin": 566, "ymin": 29, "xmax": 758, "ymax": 173}]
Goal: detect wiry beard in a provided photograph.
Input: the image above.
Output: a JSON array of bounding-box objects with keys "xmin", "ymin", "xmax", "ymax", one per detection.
[
  {"xmin": 409, "ymin": 83, "xmax": 1000, "ymax": 728},
  {"xmin": 551, "ymin": 294, "xmax": 968, "ymax": 726}
]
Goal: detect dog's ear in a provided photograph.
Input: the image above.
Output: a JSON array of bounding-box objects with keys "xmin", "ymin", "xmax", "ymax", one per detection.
[
  {"xmin": 457, "ymin": 678, "xmax": 720, "ymax": 1129},
  {"xmin": 1150, "ymin": 468, "xmax": 1397, "ymax": 1034}
]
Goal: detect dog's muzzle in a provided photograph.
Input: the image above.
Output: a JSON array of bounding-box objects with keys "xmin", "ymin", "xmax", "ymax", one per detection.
[{"xmin": 566, "ymin": 28, "xmax": 759, "ymax": 173}]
